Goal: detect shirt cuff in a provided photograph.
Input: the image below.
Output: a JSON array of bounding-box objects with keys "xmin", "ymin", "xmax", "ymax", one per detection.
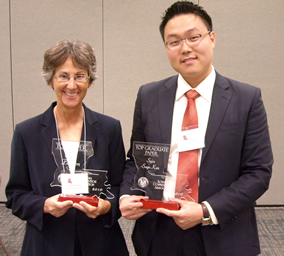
[
  {"xmin": 119, "ymin": 194, "xmax": 130, "ymax": 205},
  {"xmin": 203, "ymin": 201, "xmax": 219, "ymax": 224}
]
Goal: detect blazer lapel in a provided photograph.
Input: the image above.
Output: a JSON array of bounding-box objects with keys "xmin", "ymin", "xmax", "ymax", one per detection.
[
  {"xmin": 83, "ymin": 104, "xmax": 98, "ymax": 168},
  {"xmin": 41, "ymin": 103, "xmax": 58, "ymax": 153},
  {"xmin": 201, "ymin": 73, "xmax": 232, "ymax": 163},
  {"xmin": 159, "ymin": 76, "xmax": 178, "ymax": 144}
]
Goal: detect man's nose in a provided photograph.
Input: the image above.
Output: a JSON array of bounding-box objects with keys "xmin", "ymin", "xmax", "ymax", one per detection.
[{"xmin": 180, "ymin": 38, "xmax": 193, "ymax": 52}]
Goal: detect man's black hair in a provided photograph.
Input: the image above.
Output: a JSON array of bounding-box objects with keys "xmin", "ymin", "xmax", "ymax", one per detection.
[{"xmin": 159, "ymin": 1, "xmax": 213, "ymax": 41}]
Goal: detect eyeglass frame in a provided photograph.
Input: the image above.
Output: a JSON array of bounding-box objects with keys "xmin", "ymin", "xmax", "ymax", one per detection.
[
  {"xmin": 54, "ymin": 74, "xmax": 90, "ymax": 83},
  {"xmin": 165, "ymin": 31, "xmax": 212, "ymax": 50}
]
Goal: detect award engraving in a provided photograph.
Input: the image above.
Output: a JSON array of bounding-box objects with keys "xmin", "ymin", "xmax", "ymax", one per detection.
[
  {"xmin": 131, "ymin": 142, "xmax": 179, "ymax": 210},
  {"xmin": 87, "ymin": 169, "xmax": 114, "ymax": 199}
]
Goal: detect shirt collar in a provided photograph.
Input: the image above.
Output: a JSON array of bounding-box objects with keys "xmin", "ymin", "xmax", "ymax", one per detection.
[{"xmin": 176, "ymin": 67, "xmax": 216, "ymax": 102}]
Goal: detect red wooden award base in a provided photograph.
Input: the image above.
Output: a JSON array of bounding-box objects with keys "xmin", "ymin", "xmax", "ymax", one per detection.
[
  {"xmin": 140, "ymin": 199, "xmax": 179, "ymax": 210},
  {"xmin": 58, "ymin": 194, "xmax": 99, "ymax": 207}
]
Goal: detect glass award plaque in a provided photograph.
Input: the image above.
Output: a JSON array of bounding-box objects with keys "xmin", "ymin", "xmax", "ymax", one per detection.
[
  {"xmin": 131, "ymin": 142, "xmax": 179, "ymax": 210},
  {"xmin": 51, "ymin": 139, "xmax": 114, "ymax": 206}
]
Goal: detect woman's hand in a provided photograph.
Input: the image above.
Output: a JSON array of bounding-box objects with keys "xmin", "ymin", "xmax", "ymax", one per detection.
[
  {"xmin": 44, "ymin": 194, "xmax": 73, "ymax": 217},
  {"xmin": 72, "ymin": 198, "xmax": 111, "ymax": 219}
]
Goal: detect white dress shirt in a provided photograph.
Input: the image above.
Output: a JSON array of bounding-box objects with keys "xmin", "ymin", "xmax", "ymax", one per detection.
[
  {"xmin": 163, "ymin": 67, "xmax": 218, "ymax": 224},
  {"xmin": 61, "ymin": 141, "xmax": 79, "ymax": 174}
]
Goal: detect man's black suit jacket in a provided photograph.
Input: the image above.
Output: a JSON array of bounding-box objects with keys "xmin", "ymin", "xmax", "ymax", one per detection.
[{"xmin": 120, "ymin": 73, "xmax": 273, "ymax": 256}]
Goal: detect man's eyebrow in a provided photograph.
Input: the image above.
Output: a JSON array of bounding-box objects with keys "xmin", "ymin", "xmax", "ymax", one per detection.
[{"xmin": 165, "ymin": 28, "xmax": 198, "ymax": 40}]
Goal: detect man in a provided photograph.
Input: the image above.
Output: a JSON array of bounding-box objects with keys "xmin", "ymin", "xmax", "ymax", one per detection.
[{"xmin": 119, "ymin": 1, "xmax": 273, "ymax": 256}]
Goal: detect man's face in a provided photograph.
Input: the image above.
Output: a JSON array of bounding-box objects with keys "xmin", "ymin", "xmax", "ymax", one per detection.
[{"xmin": 164, "ymin": 14, "xmax": 215, "ymax": 87}]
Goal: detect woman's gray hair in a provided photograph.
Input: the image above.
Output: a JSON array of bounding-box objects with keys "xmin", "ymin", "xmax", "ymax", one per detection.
[{"xmin": 42, "ymin": 40, "xmax": 97, "ymax": 85}]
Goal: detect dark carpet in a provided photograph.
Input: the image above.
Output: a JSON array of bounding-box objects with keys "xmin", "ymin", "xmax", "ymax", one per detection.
[{"xmin": 0, "ymin": 204, "xmax": 283, "ymax": 256}]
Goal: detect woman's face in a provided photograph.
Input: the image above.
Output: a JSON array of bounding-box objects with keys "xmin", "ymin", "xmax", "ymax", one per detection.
[{"xmin": 51, "ymin": 56, "xmax": 90, "ymax": 110}]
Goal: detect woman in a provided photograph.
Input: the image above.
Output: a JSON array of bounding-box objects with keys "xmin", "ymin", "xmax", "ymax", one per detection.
[{"xmin": 6, "ymin": 40, "xmax": 129, "ymax": 256}]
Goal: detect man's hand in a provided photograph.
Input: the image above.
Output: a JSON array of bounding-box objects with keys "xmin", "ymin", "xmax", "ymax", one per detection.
[
  {"xmin": 72, "ymin": 198, "xmax": 111, "ymax": 219},
  {"xmin": 119, "ymin": 195, "xmax": 152, "ymax": 220},
  {"xmin": 156, "ymin": 198, "xmax": 203, "ymax": 230},
  {"xmin": 44, "ymin": 194, "xmax": 73, "ymax": 217}
]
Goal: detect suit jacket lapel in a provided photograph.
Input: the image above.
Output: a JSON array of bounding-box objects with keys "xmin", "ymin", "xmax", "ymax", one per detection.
[
  {"xmin": 83, "ymin": 104, "xmax": 98, "ymax": 169},
  {"xmin": 41, "ymin": 103, "xmax": 58, "ymax": 153},
  {"xmin": 201, "ymin": 73, "xmax": 232, "ymax": 163},
  {"xmin": 159, "ymin": 76, "xmax": 178, "ymax": 144}
]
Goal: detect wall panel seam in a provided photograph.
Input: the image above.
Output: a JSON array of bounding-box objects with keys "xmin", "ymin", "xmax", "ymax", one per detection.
[
  {"xmin": 102, "ymin": 0, "xmax": 105, "ymax": 114},
  {"xmin": 9, "ymin": 0, "xmax": 15, "ymax": 131}
]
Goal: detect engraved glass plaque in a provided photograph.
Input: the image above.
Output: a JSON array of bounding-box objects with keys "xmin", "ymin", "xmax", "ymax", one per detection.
[
  {"xmin": 51, "ymin": 139, "xmax": 114, "ymax": 206},
  {"xmin": 131, "ymin": 142, "xmax": 179, "ymax": 210}
]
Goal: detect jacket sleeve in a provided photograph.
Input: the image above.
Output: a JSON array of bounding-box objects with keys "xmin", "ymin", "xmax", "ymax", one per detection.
[
  {"xmin": 120, "ymin": 87, "xmax": 146, "ymax": 197},
  {"xmin": 205, "ymin": 87, "xmax": 273, "ymax": 229},
  {"xmin": 103, "ymin": 119, "xmax": 126, "ymax": 227},
  {"xmin": 6, "ymin": 124, "xmax": 48, "ymax": 231}
]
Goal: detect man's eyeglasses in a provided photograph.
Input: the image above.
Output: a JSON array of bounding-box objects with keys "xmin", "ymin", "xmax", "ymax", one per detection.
[
  {"xmin": 54, "ymin": 74, "xmax": 90, "ymax": 83},
  {"xmin": 165, "ymin": 31, "xmax": 212, "ymax": 50}
]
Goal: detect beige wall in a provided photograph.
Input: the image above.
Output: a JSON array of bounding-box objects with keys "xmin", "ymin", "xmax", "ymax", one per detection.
[{"xmin": 1, "ymin": 0, "xmax": 283, "ymax": 204}]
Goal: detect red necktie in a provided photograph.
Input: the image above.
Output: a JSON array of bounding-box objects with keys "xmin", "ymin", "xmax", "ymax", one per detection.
[{"xmin": 175, "ymin": 90, "xmax": 200, "ymax": 202}]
